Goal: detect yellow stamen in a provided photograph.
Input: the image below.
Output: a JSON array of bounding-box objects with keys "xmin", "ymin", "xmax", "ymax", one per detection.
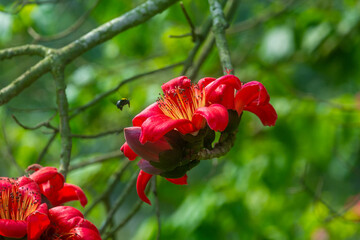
[
  {"xmin": 157, "ymin": 84, "xmax": 206, "ymax": 121},
  {"xmin": 0, "ymin": 179, "xmax": 39, "ymax": 221}
]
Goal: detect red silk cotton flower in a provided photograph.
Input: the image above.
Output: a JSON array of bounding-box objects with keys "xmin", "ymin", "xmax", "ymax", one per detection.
[
  {"xmin": 202, "ymin": 75, "xmax": 277, "ymax": 126},
  {"xmin": 40, "ymin": 206, "xmax": 101, "ymax": 240},
  {"xmin": 0, "ymin": 176, "xmax": 50, "ymax": 240},
  {"xmin": 121, "ymin": 75, "xmax": 277, "ymax": 205},
  {"xmin": 28, "ymin": 164, "xmax": 88, "ymax": 207},
  {"xmin": 132, "ymin": 76, "xmax": 230, "ymax": 144}
]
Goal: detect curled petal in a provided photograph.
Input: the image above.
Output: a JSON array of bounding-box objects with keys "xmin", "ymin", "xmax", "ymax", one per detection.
[
  {"xmin": 121, "ymin": 142, "xmax": 138, "ymax": 161},
  {"xmin": 17, "ymin": 176, "xmax": 42, "ymax": 199},
  {"xmin": 46, "ymin": 183, "xmax": 88, "ymax": 207},
  {"xmin": 132, "ymin": 102, "xmax": 164, "ymax": 127},
  {"xmin": 234, "ymin": 81, "xmax": 270, "ymax": 114},
  {"xmin": 27, "ymin": 203, "xmax": 50, "ymax": 240},
  {"xmin": 205, "ymin": 75, "xmax": 242, "ymax": 98},
  {"xmin": 138, "ymin": 159, "xmax": 163, "ymax": 175},
  {"xmin": 70, "ymin": 225, "xmax": 102, "ymax": 240},
  {"xmin": 0, "ymin": 219, "xmax": 27, "ymax": 238},
  {"xmin": 192, "ymin": 104, "xmax": 229, "ymax": 132},
  {"xmin": 125, "ymin": 127, "xmax": 172, "ymax": 162},
  {"xmin": 244, "ymin": 104, "xmax": 277, "ymax": 126},
  {"xmin": 207, "ymin": 84, "xmax": 235, "ymax": 109},
  {"xmin": 140, "ymin": 114, "xmax": 193, "ymax": 144},
  {"xmin": 137, "ymin": 170, "xmax": 153, "ymax": 205},
  {"xmin": 197, "ymin": 77, "xmax": 216, "ymax": 88},
  {"xmin": 166, "ymin": 174, "xmax": 188, "ymax": 185},
  {"xmin": 49, "ymin": 206, "xmax": 84, "ymax": 230},
  {"xmin": 161, "ymin": 76, "xmax": 190, "ymax": 94},
  {"xmin": 29, "ymin": 166, "xmax": 65, "ymax": 192}
]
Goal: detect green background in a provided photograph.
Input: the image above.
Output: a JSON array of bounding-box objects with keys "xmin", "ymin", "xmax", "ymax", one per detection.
[{"xmin": 0, "ymin": 0, "xmax": 360, "ymax": 239}]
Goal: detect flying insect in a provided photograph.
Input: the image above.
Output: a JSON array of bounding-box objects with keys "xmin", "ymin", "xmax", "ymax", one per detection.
[{"xmin": 116, "ymin": 98, "xmax": 130, "ymax": 111}]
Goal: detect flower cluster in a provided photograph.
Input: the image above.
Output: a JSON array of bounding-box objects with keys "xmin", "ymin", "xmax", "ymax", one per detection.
[
  {"xmin": 121, "ymin": 74, "xmax": 277, "ymax": 205},
  {"xmin": 0, "ymin": 164, "xmax": 101, "ymax": 240}
]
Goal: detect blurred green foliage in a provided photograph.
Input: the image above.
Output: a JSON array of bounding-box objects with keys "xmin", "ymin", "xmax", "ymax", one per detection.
[{"xmin": 0, "ymin": 0, "xmax": 360, "ymax": 239}]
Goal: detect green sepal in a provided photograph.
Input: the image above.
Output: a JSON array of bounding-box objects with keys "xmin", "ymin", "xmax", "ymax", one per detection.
[
  {"xmin": 160, "ymin": 160, "xmax": 200, "ymax": 178},
  {"xmin": 150, "ymin": 148, "xmax": 184, "ymax": 172}
]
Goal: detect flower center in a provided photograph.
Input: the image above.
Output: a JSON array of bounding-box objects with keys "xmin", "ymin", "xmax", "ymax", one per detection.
[
  {"xmin": 0, "ymin": 179, "xmax": 39, "ymax": 221},
  {"xmin": 157, "ymin": 84, "xmax": 206, "ymax": 121},
  {"xmin": 41, "ymin": 225, "xmax": 79, "ymax": 240}
]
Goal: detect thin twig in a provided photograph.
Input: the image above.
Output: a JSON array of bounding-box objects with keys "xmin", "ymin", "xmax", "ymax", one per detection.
[
  {"xmin": 70, "ymin": 128, "xmax": 123, "ymax": 139},
  {"xmin": 208, "ymin": 0, "xmax": 233, "ymax": 74},
  {"xmin": 69, "ymin": 150, "xmax": 123, "ymax": 171},
  {"xmin": 28, "ymin": 0, "xmax": 102, "ymax": 42},
  {"xmin": 1, "ymin": 125, "xmax": 25, "ymax": 175},
  {"xmin": 11, "ymin": 114, "xmax": 58, "ymax": 131},
  {"xmin": 153, "ymin": 176, "xmax": 161, "ymax": 240},
  {"xmin": 180, "ymin": 2, "xmax": 196, "ymax": 42},
  {"xmin": 227, "ymin": 0, "xmax": 296, "ymax": 34},
  {"xmin": 84, "ymin": 161, "xmax": 131, "ymax": 216},
  {"xmin": 36, "ymin": 132, "xmax": 58, "ymax": 163},
  {"xmin": 102, "ymin": 199, "xmax": 144, "ymax": 239},
  {"xmin": 168, "ymin": 33, "xmax": 192, "ymax": 38},
  {"xmin": 99, "ymin": 171, "xmax": 138, "ymax": 234},
  {"xmin": 69, "ymin": 61, "xmax": 184, "ymax": 118}
]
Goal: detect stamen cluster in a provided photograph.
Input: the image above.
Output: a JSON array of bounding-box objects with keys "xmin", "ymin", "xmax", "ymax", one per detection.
[
  {"xmin": 157, "ymin": 83, "xmax": 206, "ymax": 121},
  {"xmin": 0, "ymin": 178, "xmax": 39, "ymax": 221}
]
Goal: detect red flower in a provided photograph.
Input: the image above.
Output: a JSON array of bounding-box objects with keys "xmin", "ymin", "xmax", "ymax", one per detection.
[
  {"xmin": 124, "ymin": 127, "xmax": 188, "ymax": 205},
  {"xmin": 28, "ymin": 164, "xmax": 88, "ymax": 207},
  {"xmin": 132, "ymin": 76, "xmax": 230, "ymax": 144},
  {"xmin": 40, "ymin": 206, "xmax": 101, "ymax": 240},
  {"xmin": 137, "ymin": 170, "xmax": 187, "ymax": 205},
  {"xmin": 121, "ymin": 75, "xmax": 277, "ymax": 205},
  {"xmin": 0, "ymin": 176, "xmax": 50, "ymax": 240},
  {"xmin": 203, "ymin": 75, "xmax": 277, "ymax": 126}
]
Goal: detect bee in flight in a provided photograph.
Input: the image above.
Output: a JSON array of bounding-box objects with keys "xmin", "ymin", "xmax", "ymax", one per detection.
[{"xmin": 116, "ymin": 98, "xmax": 130, "ymax": 111}]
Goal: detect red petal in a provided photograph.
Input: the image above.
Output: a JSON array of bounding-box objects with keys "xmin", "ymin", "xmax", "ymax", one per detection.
[
  {"xmin": 26, "ymin": 164, "xmax": 43, "ymax": 172},
  {"xmin": 46, "ymin": 183, "xmax": 88, "ymax": 207},
  {"xmin": 207, "ymin": 84, "xmax": 235, "ymax": 109},
  {"xmin": 197, "ymin": 77, "xmax": 216, "ymax": 87},
  {"xmin": 29, "ymin": 166, "xmax": 65, "ymax": 192},
  {"xmin": 205, "ymin": 75, "xmax": 242, "ymax": 99},
  {"xmin": 17, "ymin": 177, "xmax": 42, "ymax": 202},
  {"xmin": 125, "ymin": 127, "xmax": 172, "ymax": 162},
  {"xmin": 244, "ymin": 103, "xmax": 277, "ymax": 126},
  {"xmin": 137, "ymin": 170, "xmax": 153, "ymax": 205},
  {"xmin": 234, "ymin": 81, "xmax": 270, "ymax": 114},
  {"xmin": 120, "ymin": 142, "xmax": 138, "ymax": 161},
  {"xmin": 49, "ymin": 206, "xmax": 84, "ymax": 231},
  {"xmin": 70, "ymin": 225, "xmax": 102, "ymax": 240},
  {"xmin": 139, "ymin": 114, "xmax": 193, "ymax": 144},
  {"xmin": 138, "ymin": 159, "xmax": 162, "ymax": 175},
  {"xmin": 0, "ymin": 219, "xmax": 27, "ymax": 238},
  {"xmin": 161, "ymin": 76, "xmax": 191, "ymax": 94},
  {"xmin": 192, "ymin": 104, "xmax": 229, "ymax": 132},
  {"xmin": 132, "ymin": 102, "xmax": 164, "ymax": 127},
  {"xmin": 27, "ymin": 203, "xmax": 50, "ymax": 240},
  {"xmin": 166, "ymin": 174, "xmax": 188, "ymax": 185}
]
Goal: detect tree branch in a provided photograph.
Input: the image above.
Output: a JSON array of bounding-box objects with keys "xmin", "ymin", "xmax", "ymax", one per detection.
[
  {"xmin": 84, "ymin": 160, "xmax": 131, "ymax": 216},
  {"xmin": 208, "ymin": 0, "xmax": 233, "ymax": 74},
  {"xmin": 28, "ymin": 0, "xmax": 101, "ymax": 42},
  {"xmin": 51, "ymin": 57, "xmax": 72, "ymax": 178},
  {"xmin": 99, "ymin": 171, "xmax": 138, "ymax": 234},
  {"xmin": 0, "ymin": 45, "xmax": 48, "ymax": 60},
  {"xmin": 69, "ymin": 151, "xmax": 123, "ymax": 171},
  {"xmin": 0, "ymin": 0, "xmax": 180, "ymax": 106}
]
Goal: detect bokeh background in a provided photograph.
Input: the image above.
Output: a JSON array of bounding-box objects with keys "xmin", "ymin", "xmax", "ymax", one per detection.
[{"xmin": 0, "ymin": 0, "xmax": 360, "ymax": 239}]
